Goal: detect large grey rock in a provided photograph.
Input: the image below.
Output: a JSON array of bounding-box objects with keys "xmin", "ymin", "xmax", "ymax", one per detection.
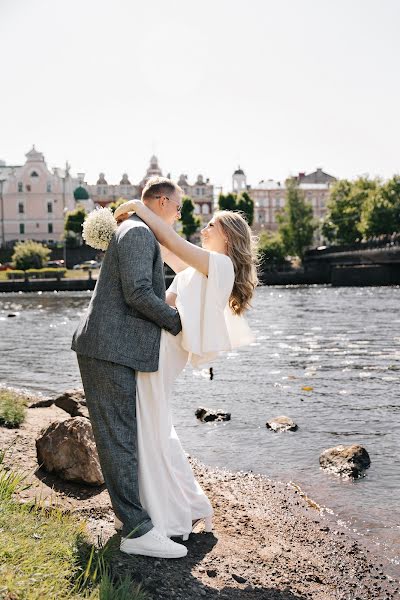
[
  {"xmin": 266, "ymin": 416, "xmax": 298, "ymax": 432},
  {"xmin": 36, "ymin": 417, "xmax": 104, "ymax": 486},
  {"xmin": 195, "ymin": 407, "xmax": 231, "ymax": 422},
  {"xmin": 54, "ymin": 389, "xmax": 89, "ymax": 418},
  {"xmin": 319, "ymin": 444, "xmax": 371, "ymax": 478}
]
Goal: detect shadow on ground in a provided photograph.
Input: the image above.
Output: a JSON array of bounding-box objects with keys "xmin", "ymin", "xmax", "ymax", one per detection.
[{"xmin": 103, "ymin": 531, "xmax": 309, "ymax": 600}]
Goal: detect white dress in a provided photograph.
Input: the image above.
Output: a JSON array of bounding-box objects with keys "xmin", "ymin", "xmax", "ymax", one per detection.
[{"xmin": 136, "ymin": 252, "xmax": 254, "ymax": 538}]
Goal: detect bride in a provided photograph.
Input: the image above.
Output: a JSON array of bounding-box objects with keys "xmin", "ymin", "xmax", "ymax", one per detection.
[{"xmin": 113, "ymin": 195, "xmax": 258, "ymax": 544}]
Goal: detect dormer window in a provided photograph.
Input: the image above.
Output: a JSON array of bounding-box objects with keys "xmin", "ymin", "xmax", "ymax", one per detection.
[{"xmin": 30, "ymin": 171, "xmax": 39, "ymax": 177}]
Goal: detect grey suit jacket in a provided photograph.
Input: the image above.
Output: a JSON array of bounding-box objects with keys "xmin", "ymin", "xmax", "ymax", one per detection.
[{"xmin": 71, "ymin": 215, "xmax": 182, "ymax": 371}]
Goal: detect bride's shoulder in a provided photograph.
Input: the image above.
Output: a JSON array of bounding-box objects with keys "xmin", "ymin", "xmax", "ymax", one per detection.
[{"xmin": 210, "ymin": 251, "xmax": 234, "ymax": 269}]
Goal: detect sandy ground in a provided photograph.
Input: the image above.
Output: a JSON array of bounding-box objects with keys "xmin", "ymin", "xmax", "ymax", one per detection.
[{"xmin": 1, "ymin": 403, "xmax": 399, "ymax": 600}]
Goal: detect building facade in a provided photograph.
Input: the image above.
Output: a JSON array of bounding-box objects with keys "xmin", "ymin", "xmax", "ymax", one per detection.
[
  {"xmin": 83, "ymin": 155, "xmax": 214, "ymax": 222},
  {"xmin": 0, "ymin": 150, "xmax": 216, "ymax": 246},
  {"xmin": 246, "ymin": 167, "xmax": 337, "ymax": 233},
  {"xmin": 0, "ymin": 146, "xmax": 79, "ymax": 246},
  {"xmin": 177, "ymin": 173, "xmax": 214, "ymax": 221}
]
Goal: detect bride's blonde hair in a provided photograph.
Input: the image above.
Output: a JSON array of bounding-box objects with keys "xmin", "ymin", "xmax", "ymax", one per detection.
[{"xmin": 214, "ymin": 210, "xmax": 259, "ymax": 316}]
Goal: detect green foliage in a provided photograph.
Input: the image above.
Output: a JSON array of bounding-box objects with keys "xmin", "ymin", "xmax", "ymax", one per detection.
[
  {"xmin": 5, "ymin": 270, "xmax": 24, "ymax": 279},
  {"xmin": 6, "ymin": 268, "xmax": 66, "ymax": 280},
  {"xmin": 180, "ymin": 196, "xmax": 201, "ymax": 240},
  {"xmin": 11, "ymin": 240, "xmax": 51, "ymax": 270},
  {"xmin": 258, "ymin": 232, "xmax": 288, "ymax": 269},
  {"xmin": 109, "ymin": 197, "xmax": 128, "ymax": 213},
  {"xmin": 218, "ymin": 192, "xmax": 255, "ymax": 225},
  {"xmin": 277, "ymin": 178, "xmax": 316, "ymax": 261},
  {"xmin": 0, "ymin": 389, "xmax": 27, "ymax": 428},
  {"xmin": 359, "ymin": 175, "xmax": 400, "ymax": 238},
  {"xmin": 218, "ymin": 193, "xmax": 237, "ymax": 211},
  {"xmin": 0, "ymin": 451, "xmax": 149, "ymax": 599},
  {"xmin": 322, "ymin": 177, "xmax": 379, "ymax": 244},
  {"xmin": 65, "ymin": 206, "xmax": 87, "ymax": 235},
  {"xmin": 236, "ymin": 191, "xmax": 254, "ymax": 226}
]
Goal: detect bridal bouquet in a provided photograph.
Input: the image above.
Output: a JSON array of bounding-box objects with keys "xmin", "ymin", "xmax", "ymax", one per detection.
[{"xmin": 82, "ymin": 207, "xmax": 117, "ymax": 251}]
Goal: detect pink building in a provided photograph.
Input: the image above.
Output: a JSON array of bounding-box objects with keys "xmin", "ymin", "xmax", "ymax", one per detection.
[
  {"xmin": 234, "ymin": 167, "xmax": 337, "ymax": 239},
  {"xmin": 0, "ymin": 146, "xmax": 77, "ymax": 246}
]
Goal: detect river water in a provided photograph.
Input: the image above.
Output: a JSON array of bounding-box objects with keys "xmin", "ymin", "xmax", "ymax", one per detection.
[{"xmin": 0, "ymin": 286, "xmax": 399, "ymax": 572}]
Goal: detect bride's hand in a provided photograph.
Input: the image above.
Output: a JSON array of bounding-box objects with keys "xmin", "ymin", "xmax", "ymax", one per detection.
[{"xmin": 114, "ymin": 200, "xmax": 142, "ymax": 223}]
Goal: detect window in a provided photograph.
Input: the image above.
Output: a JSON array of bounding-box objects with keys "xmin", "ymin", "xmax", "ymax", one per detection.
[
  {"xmin": 18, "ymin": 202, "xmax": 24, "ymax": 214},
  {"xmin": 47, "ymin": 202, "xmax": 53, "ymax": 213},
  {"xmin": 97, "ymin": 187, "xmax": 101, "ymax": 195},
  {"xmin": 26, "ymin": 185, "xmax": 31, "ymax": 192},
  {"xmin": 202, "ymin": 204, "xmax": 210, "ymax": 215},
  {"xmin": 18, "ymin": 182, "xmax": 23, "ymax": 193},
  {"xmin": 195, "ymin": 204, "xmax": 201, "ymax": 214},
  {"xmin": 19, "ymin": 223, "xmax": 25, "ymax": 234},
  {"xmin": 30, "ymin": 171, "xmax": 39, "ymax": 177},
  {"xmin": 48, "ymin": 223, "xmax": 53, "ymax": 234},
  {"xmin": 47, "ymin": 182, "xmax": 51, "ymax": 193}
]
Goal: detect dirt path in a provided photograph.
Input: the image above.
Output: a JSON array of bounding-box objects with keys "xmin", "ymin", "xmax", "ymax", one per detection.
[{"xmin": 1, "ymin": 404, "xmax": 399, "ymax": 600}]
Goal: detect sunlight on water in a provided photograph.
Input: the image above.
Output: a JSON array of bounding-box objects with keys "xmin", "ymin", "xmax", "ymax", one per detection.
[{"xmin": 0, "ymin": 286, "xmax": 399, "ymax": 568}]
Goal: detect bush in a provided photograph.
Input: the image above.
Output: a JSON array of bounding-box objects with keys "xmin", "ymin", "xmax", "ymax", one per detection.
[
  {"xmin": 5, "ymin": 270, "xmax": 25, "ymax": 280},
  {"xmin": 0, "ymin": 389, "xmax": 27, "ymax": 428},
  {"xmin": 12, "ymin": 240, "xmax": 51, "ymax": 270},
  {"xmin": 7, "ymin": 268, "xmax": 66, "ymax": 280},
  {"xmin": 258, "ymin": 232, "xmax": 288, "ymax": 270}
]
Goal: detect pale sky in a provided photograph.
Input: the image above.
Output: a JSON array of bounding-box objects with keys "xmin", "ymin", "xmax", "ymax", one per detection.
[{"xmin": 1, "ymin": 0, "xmax": 399, "ymax": 191}]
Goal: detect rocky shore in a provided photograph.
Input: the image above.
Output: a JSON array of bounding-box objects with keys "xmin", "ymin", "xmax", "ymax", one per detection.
[{"xmin": 0, "ymin": 400, "xmax": 399, "ymax": 599}]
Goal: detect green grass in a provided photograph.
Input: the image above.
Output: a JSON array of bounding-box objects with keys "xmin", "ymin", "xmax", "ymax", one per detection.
[
  {"xmin": 0, "ymin": 450, "xmax": 148, "ymax": 600},
  {"xmin": 0, "ymin": 389, "xmax": 28, "ymax": 428}
]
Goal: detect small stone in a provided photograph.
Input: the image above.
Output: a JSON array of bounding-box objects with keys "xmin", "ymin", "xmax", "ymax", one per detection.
[
  {"xmin": 54, "ymin": 389, "xmax": 89, "ymax": 418},
  {"xmin": 232, "ymin": 573, "xmax": 247, "ymax": 584},
  {"xmin": 266, "ymin": 415, "xmax": 298, "ymax": 432},
  {"xmin": 206, "ymin": 569, "xmax": 217, "ymax": 577},
  {"xmin": 195, "ymin": 407, "xmax": 231, "ymax": 422}
]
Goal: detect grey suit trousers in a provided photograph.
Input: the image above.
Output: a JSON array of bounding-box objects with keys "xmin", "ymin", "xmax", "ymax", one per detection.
[{"xmin": 77, "ymin": 354, "xmax": 153, "ymax": 539}]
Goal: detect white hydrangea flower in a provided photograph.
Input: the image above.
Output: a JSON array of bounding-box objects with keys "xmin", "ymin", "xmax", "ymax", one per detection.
[{"xmin": 82, "ymin": 207, "xmax": 117, "ymax": 251}]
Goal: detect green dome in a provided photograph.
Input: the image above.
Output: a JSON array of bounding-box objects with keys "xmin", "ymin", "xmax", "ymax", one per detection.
[{"xmin": 74, "ymin": 186, "xmax": 89, "ymax": 201}]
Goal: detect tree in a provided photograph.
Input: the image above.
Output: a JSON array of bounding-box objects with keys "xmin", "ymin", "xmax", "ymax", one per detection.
[
  {"xmin": 218, "ymin": 191, "xmax": 255, "ymax": 225},
  {"xmin": 180, "ymin": 197, "xmax": 201, "ymax": 240},
  {"xmin": 109, "ymin": 197, "xmax": 128, "ymax": 213},
  {"xmin": 64, "ymin": 206, "xmax": 87, "ymax": 235},
  {"xmin": 218, "ymin": 193, "xmax": 236, "ymax": 211},
  {"xmin": 12, "ymin": 240, "xmax": 51, "ymax": 270},
  {"xmin": 322, "ymin": 177, "xmax": 378, "ymax": 244},
  {"xmin": 277, "ymin": 178, "xmax": 316, "ymax": 261},
  {"xmin": 360, "ymin": 175, "xmax": 400, "ymax": 238},
  {"xmin": 237, "ymin": 191, "xmax": 254, "ymax": 226},
  {"xmin": 258, "ymin": 232, "xmax": 288, "ymax": 270}
]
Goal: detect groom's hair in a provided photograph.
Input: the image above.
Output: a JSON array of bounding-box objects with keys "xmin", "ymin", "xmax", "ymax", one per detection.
[{"xmin": 142, "ymin": 177, "xmax": 182, "ymax": 201}]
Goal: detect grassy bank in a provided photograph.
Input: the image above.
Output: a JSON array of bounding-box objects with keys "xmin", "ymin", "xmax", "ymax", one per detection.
[{"xmin": 0, "ymin": 450, "xmax": 147, "ymax": 600}]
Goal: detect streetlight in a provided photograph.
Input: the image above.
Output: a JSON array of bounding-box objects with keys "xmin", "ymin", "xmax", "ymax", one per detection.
[
  {"xmin": 62, "ymin": 161, "xmax": 70, "ymax": 268},
  {"xmin": 0, "ymin": 178, "xmax": 5, "ymax": 248}
]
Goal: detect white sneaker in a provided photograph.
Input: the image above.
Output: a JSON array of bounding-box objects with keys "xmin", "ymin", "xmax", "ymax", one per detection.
[{"xmin": 120, "ymin": 527, "xmax": 188, "ymax": 559}]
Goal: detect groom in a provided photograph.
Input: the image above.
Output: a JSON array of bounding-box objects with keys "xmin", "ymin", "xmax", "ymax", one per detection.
[{"xmin": 72, "ymin": 177, "xmax": 187, "ymax": 558}]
